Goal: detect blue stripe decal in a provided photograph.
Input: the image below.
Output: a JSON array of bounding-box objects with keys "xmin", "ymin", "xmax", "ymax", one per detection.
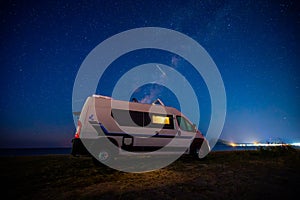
[{"xmin": 99, "ymin": 123, "xmax": 109, "ymax": 134}]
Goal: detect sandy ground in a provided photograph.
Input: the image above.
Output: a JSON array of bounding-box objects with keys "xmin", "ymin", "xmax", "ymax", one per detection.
[{"xmin": 0, "ymin": 148, "xmax": 299, "ymax": 200}]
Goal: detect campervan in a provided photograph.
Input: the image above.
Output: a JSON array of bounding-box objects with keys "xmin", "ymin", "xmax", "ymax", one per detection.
[{"xmin": 71, "ymin": 95, "xmax": 210, "ymax": 164}]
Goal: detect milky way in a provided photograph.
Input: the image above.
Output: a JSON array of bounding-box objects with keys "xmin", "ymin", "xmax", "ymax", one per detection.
[{"xmin": 0, "ymin": 0, "xmax": 299, "ymax": 147}]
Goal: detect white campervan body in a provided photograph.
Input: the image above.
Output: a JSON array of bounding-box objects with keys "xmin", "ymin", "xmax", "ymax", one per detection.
[{"xmin": 71, "ymin": 95, "xmax": 210, "ymax": 163}]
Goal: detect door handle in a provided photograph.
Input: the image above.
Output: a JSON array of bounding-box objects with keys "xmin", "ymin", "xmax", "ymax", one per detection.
[{"xmin": 177, "ymin": 131, "xmax": 181, "ymax": 136}]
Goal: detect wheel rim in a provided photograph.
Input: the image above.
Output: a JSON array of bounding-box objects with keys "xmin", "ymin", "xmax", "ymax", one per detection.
[{"xmin": 98, "ymin": 151, "xmax": 109, "ymax": 161}]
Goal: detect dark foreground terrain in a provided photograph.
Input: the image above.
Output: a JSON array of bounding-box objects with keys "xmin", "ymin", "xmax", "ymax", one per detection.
[{"xmin": 0, "ymin": 147, "xmax": 299, "ymax": 200}]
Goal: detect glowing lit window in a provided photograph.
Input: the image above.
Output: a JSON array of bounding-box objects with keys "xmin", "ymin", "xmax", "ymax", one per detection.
[{"xmin": 152, "ymin": 115, "xmax": 170, "ymax": 125}]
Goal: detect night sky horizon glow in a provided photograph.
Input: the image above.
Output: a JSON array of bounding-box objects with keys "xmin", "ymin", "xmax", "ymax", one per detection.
[{"xmin": 0, "ymin": 0, "xmax": 299, "ymax": 148}]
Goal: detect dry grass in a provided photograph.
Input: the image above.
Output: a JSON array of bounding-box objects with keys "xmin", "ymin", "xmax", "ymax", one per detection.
[{"xmin": 0, "ymin": 148, "xmax": 299, "ymax": 200}]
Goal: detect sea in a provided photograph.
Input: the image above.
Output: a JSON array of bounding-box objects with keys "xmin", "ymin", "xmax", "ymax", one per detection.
[{"xmin": 0, "ymin": 144, "xmax": 258, "ymax": 157}]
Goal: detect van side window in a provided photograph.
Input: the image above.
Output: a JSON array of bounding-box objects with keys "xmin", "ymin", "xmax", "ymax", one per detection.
[
  {"xmin": 176, "ymin": 116, "xmax": 194, "ymax": 132},
  {"xmin": 111, "ymin": 109, "xmax": 174, "ymax": 129},
  {"xmin": 111, "ymin": 109, "xmax": 143, "ymax": 127}
]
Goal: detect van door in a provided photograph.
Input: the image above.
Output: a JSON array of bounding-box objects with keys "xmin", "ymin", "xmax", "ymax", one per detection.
[
  {"xmin": 131, "ymin": 113, "xmax": 176, "ymax": 152},
  {"xmin": 174, "ymin": 115, "xmax": 196, "ymax": 152}
]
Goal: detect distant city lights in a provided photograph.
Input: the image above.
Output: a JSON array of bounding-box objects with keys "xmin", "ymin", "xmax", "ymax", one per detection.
[{"xmin": 229, "ymin": 142, "xmax": 300, "ymax": 147}]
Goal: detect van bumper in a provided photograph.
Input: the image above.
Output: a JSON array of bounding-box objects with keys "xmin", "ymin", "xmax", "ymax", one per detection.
[{"xmin": 71, "ymin": 138, "xmax": 90, "ymax": 156}]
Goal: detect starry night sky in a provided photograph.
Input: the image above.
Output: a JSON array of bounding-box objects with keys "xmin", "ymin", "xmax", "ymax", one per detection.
[{"xmin": 0, "ymin": 0, "xmax": 299, "ymax": 148}]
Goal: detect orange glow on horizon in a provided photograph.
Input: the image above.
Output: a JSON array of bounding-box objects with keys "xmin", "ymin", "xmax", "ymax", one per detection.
[{"xmin": 229, "ymin": 142, "xmax": 237, "ymax": 147}]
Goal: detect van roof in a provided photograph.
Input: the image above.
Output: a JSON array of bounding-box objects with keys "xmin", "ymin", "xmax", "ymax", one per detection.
[
  {"xmin": 92, "ymin": 94, "xmax": 113, "ymax": 99},
  {"xmin": 92, "ymin": 94, "xmax": 181, "ymax": 116}
]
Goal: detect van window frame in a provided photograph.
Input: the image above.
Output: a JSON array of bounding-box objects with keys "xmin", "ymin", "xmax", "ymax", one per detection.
[{"xmin": 176, "ymin": 115, "xmax": 194, "ymax": 132}]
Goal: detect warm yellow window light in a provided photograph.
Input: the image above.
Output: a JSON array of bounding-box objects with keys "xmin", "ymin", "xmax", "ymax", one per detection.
[{"xmin": 152, "ymin": 115, "xmax": 170, "ymax": 124}]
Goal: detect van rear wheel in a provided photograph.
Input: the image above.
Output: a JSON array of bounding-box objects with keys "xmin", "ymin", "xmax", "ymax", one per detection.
[
  {"xmin": 92, "ymin": 147, "xmax": 116, "ymax": 167},
  {"xmin": 95, "ymin": 149, "xmax": 111, "ymax": 162},
  {"xmin": 91, "ymin": 139, "xmax": 118, "ymax": 166}
]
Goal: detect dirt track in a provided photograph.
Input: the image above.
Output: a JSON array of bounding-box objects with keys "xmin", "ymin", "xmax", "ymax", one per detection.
[{"xmin": 1, "ymin": 149, "xmax": 299, "ymax": 200}]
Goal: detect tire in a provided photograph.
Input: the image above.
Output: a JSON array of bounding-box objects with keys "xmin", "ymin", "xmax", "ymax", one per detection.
[
  {"xmin": 189, "ymin": 146, "xmax": 198, "ymax": 157},
  {"xmin": 189, "ymin": 139, "xmax": 210, "ymax": 161},
  {"xmin": 197, "ymin": 140, "xmax": 210, "ymax": 160},
  {"xmin": 194, "ymin": 147, "xmax": 207, "ymax": 161}
]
